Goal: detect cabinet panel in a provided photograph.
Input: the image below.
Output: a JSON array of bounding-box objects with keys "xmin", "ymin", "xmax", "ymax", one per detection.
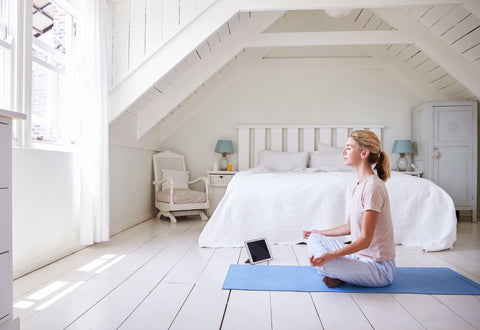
[
  {"xmin": 0, "ymin": 121, "xmax": 10, "ymax": 188},
  {"xmin": 413, "ymin": 101, "xmax": 477, "ymax": 221},
  {"xmin": 435, "ymin": 106, "xmax": 472, "ymax": 145},
  {"xmin": 0, "ymin": 189, "xmax": 10, "ymax": 253},
  {"xmin": 0, "ymin": 252, "xmax": 12, "ymax": 321},
  {"xmin": 436, "ymin": 146, "xmax": 471, "ymax": 206}
]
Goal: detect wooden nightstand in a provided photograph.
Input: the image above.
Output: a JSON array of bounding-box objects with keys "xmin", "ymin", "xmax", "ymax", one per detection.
[
  {"xmin": 206, "ymin": 171, "xmax": 237, "ymax": 216},
  {"xmin": 394, "ymin": 171, "xmax": 423, "ymax": 178}
]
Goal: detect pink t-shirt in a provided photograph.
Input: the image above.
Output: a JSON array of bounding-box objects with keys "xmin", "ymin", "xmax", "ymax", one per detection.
[{"xmin": 350, "ymin": 174, "xmax": 396, "ymax": 261}]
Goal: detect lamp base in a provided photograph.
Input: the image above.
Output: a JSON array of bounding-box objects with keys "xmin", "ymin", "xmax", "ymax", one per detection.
[
  {"xmin": 396, "ymin": 156, "xmax": 409, "ymax": 171},
  {"xmin": 219, "ymin": 156, "xmax": 229, "ymax": 171}
]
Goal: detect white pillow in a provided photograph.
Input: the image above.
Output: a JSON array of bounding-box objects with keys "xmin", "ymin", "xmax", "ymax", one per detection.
[
  {"xmin": 161, "ymin": 170, "xmax": 189, "ymax": 190},
  {"xmin": 309, "ymin": 152, "xmax": 352, "ymax": 172},
  {"xmin": 316, "ymin": 143, "xmax": 344, "ymax": 155},
  {"xmin": 259, "ymin": 151, "xmax": 308, "ymax": 172}
]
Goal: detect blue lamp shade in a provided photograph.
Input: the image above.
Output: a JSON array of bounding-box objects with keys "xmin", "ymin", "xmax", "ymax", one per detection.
[
  {"xmin": 215, "ymin": 140, "xmax": 234, "ymax": 154},
  {"xmin": 392, "ymin": 140, "xmax": 413, "ymax": 154}
]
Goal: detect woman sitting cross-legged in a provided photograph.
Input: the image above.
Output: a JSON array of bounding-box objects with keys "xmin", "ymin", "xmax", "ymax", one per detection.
[{"xmin": 304, "ymin": 130, "xmax": 396, "ymax": 288}]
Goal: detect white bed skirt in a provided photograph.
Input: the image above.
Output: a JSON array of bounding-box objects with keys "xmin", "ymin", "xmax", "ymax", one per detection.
[{"xmin": 198, "ymin": 171, "xmax": 457, "ymax": 252}]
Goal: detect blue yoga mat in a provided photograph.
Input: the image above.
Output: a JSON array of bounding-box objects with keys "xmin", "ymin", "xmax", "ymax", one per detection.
[{"xmin": 222, "ymin": 265, "xmax": 480, "ymax": 295}]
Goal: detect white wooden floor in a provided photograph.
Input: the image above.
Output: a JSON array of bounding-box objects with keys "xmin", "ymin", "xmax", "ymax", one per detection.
[{"xmin": 13, "ymin": 217, "xmax": 480, "ymax": 330}]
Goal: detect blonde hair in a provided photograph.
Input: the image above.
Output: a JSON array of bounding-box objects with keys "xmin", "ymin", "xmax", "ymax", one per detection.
[{"xmin": 349, "ymin": 130, "xmax": 391, "ymax": 182}]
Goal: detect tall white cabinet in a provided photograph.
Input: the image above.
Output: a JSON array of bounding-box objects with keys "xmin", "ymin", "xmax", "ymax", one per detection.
[
  {"xmin": 413, "ymin": 101, "xmax": 477, "ymax": 222},
  {"xmin": 0, "ymin": 109, "xmax": 25, "ymax": 330}
]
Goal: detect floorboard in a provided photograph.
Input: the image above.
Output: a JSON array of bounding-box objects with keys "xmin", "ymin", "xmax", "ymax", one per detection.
[
  {"xmin": 11, "ymin": 218, "xmax": 480, "ymax": 330},
  {"xmin": 221, "ymin": 248, "xmax": 272, "ymax": 330}
]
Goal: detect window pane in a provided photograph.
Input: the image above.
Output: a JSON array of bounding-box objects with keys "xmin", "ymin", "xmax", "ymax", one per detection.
[
  {"xmin": 32, "ymin": 63, "xmax": 63, "ymax": 143},
  {"xmin": 0, "ymin": 46, "xmax": 11, "ymax": 109},
  {"xmin": 33, "ymin": 1, "xmax": 73, "ymax": 56}
]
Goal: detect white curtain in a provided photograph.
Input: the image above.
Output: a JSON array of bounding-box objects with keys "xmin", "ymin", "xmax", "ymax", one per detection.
[{"xmin": 77, "ymin": 0, "xmax": 110, "ymax": 245}]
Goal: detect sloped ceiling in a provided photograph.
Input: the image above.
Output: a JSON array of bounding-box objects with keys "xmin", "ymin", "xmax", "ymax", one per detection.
[{"xmin": 108, "ymin": 1, "xmax": 480, "ymax": 148}]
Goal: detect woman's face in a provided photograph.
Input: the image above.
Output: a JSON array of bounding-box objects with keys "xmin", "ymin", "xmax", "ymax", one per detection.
[{"xmin": 343, "ymin": 137, "xmax": 363, "ymax": 167}]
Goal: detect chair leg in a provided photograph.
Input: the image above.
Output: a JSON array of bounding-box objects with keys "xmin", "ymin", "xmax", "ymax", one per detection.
[
  {"xmin": 156, "ymin": 211, "xmax": 162, "ymax": 219},
  {"xmin": 199, "ymin": 211, "xmax": 208, "ymax": 221},
  {"xmin": 167, "ymin": 213, "xmax": 177, "ymax": 224},
  {"xmin": 159, "ymin": 211, "xmax": 177, "ymax": 224}
]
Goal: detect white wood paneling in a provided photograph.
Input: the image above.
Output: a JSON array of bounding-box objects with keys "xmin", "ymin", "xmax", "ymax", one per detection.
[
  {"xmin": 441, "ymin": 13, "xmax": 479, "ymax": 44},
  {"xmin": 145, "ymin": 0, "xmax": 164, "ymax": 55},
  {"xmin": 254, "ymin": 128, "xmax": 266, "ymax": 165},
  {"xmin": 286, "ymin": 128, "xmax": 298, "ymax": 152},
  {"xmin": 129, "ymin": 0, "xmax": 146, "ymax": 69},
  {"xmin": 303, "ymin": 128, "xmax": 315, "ymax": 152},
  {"xmin": 238, "ymin": 128, "xmax": 249, "ymax": 171},
  {"xmin": 112, "ymin": 2, "xmax": 129, "ymax": 83},
  {"xmin": 430, "ymin": 5, "xmax": 470, "ymax": 35},
  {"xmin": 180, "ymin": 0, "xmax": 197, "ymax": 27},
  {"xmin": 336, "ymin": 128, "xmax": 349, "ymax": 148},
  {"xmin": 420, "ymin": 5, "xmax": 455, "ymax": 27},
  {"xmin": 319, "ymin": 128, "xmax": 332, "ymax": 145},
  {"xmin": 271, "ymin": 128, "xmax": 283, "ymax": 151},
  {"xmin": 163, "ymin": 0, "xmax": 180, "ymax": 42},
  {"xmin": 370, "ymin": 127, "xmax": 382, "ymax": 140}
]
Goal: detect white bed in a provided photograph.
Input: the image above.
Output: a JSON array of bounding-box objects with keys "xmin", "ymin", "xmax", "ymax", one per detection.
[{"xmin": 198, "ymin": 125, "xmax": 457, "ymax": 252}]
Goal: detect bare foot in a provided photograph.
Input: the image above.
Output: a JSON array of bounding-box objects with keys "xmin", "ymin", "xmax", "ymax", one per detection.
[{"xmin": 322, "ymin": 276, "xmax": 344, "ymax": 288}]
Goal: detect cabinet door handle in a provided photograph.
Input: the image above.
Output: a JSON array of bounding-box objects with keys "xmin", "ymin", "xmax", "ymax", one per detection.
[{"xmin": 432, "ymin": 148, "xmax": 440, "ymax": 159}]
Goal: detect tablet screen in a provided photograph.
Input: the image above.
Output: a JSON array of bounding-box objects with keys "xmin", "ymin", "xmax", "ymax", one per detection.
[{"xmin": 246, "ymin": 239, "xmax": 272, "ymax": 263}]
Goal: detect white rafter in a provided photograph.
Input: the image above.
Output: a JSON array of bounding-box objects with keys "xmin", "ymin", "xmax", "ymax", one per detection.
[
  {"xmin": 246, "ymin": 31, "xmax": 413, "ymax": 48},
  {"xmin": 108, "ymin": 0, "xmax": 240, "ymax": 122},
  {"xmin": 374, "ymin": 8, "xmax": 480, "ymax": 99},
  {"xmin": 155, "ymin": 48, "xmax": 269, "ymax": 145},
  {"xmin": 320, "ymin": 12, "xmax": 448, "ymax": 101},
  {"xmin": 464, "ymin": 0, "xmax": 480, "ymax": 19},
  {"xmin": 136, "ymin": 11, "xmax": 285, "ymax": 138},
  {"xmin": 247, "ymin": 58, "xmax": 383, "ymax": 70},
  {"xmin": 239, "ymin": 0, "xmax": 465, "ymax": 11}
]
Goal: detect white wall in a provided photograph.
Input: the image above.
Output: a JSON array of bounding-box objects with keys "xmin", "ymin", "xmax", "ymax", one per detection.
[
  {"xmin": 109, "ymin": 144, "xmax": 157, "ymax": 235},
  {"xmin": 159, "ymin": 68, "xmax": 423, "ymax": 179},
  {"xmin": 12, "ymin": 148, "xmax": 81, "ymax": 277},
  {"xmin": 12, "ymin": 144, "xmax": 157, "ymax": 277}
]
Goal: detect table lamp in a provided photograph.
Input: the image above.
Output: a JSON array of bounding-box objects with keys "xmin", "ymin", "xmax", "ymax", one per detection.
[
  {"xmin": 392, "ymin": 140, "xmax": 414, "ymax": 171},
  {"xmin": 215, "ymin": 140, "xmax": 233, "ymax": 171}
]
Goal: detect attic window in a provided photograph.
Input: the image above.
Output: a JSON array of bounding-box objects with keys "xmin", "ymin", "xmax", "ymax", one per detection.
[
  {"xmin": 32, "ymin": 0, "xmax": 73, "ymax": 55},
  {"xmin": 31, "ymin": 0, "xmax": 76, "ymax": 145}
]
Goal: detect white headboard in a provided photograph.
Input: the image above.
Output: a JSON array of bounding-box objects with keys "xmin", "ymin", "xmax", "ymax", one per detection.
[{"xmin": 237, "ymin": 125, "xmax": 384, "ymax": 170}]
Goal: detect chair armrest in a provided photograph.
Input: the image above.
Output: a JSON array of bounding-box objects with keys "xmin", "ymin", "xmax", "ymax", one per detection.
[
  {"xmin": 152, "ymin": 178, "xmax": 168, "ymax": 186},
  {"xmin": 188, "ymin": 176, "xmax": 209, "ymax": 196},
  {"xmin": 153, "ymin": 178, "xmax": 174, "ymax": 194},
  {"xmin": 188, "ymin": 176, "xmax": 208, "ymax": 185}
]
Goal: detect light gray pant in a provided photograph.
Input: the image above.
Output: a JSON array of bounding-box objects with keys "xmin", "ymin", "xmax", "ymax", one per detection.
[{"xmin": 307, "ymin": 233, "xmax": 395, "ymax": 287}]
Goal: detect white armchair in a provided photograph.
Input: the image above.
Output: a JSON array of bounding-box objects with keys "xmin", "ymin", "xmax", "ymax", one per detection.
[{"xmin": 152, "ymin": 151, "xmax": 209, "ymax": 223}]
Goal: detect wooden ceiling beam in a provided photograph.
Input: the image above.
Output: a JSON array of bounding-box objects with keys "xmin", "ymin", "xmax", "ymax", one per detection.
[
  {"xmin": 239, "ymin": 0, "xmax": 465, "ymax": 12},
  {"xmin": 136, "ymin": 11, "xmax": 284, "ymax": 138},
  {"xmin": 464, "ymin": 0, "xmax": 480, "ymax": 19},
  {"xmin": 247, "ymin": 31, "xmax": 412, "ymax": 48},
  {"xmin": 374, "ymin": 7, "xmax": 480, "ymax": 99}
]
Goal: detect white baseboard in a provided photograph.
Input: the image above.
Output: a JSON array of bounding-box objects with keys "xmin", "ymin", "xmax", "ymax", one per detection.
[
  {"xmin": 109, "ymin": 212, "xmax": 155, "ymax": 237},
  {"xmin": 13, "ymin": 243, "xmax": 84, "ymax": 279},
  {"xmin": 13, "ymin": 212, "xmax": 155, "ymax": 279},
  {"xmin": 0, "ymin": 317, "xmax": 20, "ymax": 330}
]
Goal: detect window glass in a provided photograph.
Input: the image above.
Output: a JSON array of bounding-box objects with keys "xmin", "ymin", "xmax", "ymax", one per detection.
[
  {"xmin": 0, "ymin": 0, "xmax": 12, "ymax": 110},
  {"xmin": 31, "ymin": 0, "xmax": 76, "ymax": 145}
]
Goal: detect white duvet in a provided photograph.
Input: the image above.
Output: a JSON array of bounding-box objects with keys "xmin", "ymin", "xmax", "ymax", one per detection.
[{"xmin": 198, "ymin": 170, "xmax": 457, "ymax": 251}]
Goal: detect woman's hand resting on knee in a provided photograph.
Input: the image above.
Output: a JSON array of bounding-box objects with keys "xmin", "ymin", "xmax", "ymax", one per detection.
[
  {"xmin": 303, "ymin": 230, "xmax": 314, "ymax": 239},
  {"xmin": 309, "ymin": 252, "xmax": 335, "ymax": 268}
]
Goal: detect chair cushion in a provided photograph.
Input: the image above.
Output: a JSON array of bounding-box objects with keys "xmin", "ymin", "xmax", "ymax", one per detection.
[
  {"xmin": 161, "ymin": 170, "xmax": 189, "ymax": 190},
  {"xmin": 156, "ymin": 189, "xmax": 206, "ymax": 204}
]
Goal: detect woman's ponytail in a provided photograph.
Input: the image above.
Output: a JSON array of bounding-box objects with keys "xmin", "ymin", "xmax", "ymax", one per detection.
[
  {"xmin": 350, "ymin": 130, "xmax": 391, "ymax": 182},
  {"xmin": 374, "ymin": 151, "xmax": 391, "ymax": 182}
]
